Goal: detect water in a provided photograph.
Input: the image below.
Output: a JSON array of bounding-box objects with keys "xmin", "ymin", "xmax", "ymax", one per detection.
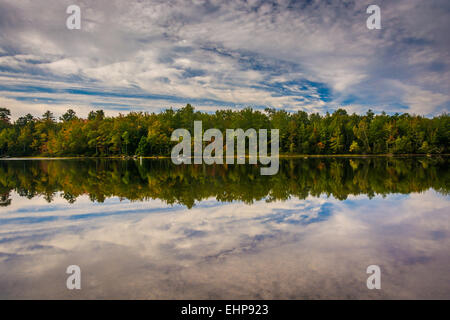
[{"xmin": 0, "ymin": 157, "xmax": 449, "ymax": 299}]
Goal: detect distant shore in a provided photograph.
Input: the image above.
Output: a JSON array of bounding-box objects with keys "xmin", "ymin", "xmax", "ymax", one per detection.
[{"xmin": 1, "ymin": 154, "xmax": 448, "ymax": 160}]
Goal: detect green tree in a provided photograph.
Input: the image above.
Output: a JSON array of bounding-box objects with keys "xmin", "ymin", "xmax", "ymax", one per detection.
[
  {"xmin": 42, "ymin": 110, "xmax": 55, "ymax": 122},
  {"xmin": 0, "ymin": 108, "xmax": 11, "ymax": 125},
  {"xmin": 349, "ymin": 141, "xmax": 360, "ymax": 153},
  {"xmin": 60, "ymin": 109, "xmax": 77, "ymax": 122}
]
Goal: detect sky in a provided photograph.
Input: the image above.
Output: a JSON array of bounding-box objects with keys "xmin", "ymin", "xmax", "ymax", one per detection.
[{"xmin": 0, "ymin": 0, "xmax": 449, "ymax": 120}]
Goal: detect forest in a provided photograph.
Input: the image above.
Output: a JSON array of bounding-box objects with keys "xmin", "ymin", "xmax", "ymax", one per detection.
[{"xmin": 0, "ymin": 104, "xmax": 449, "ymax": 157}]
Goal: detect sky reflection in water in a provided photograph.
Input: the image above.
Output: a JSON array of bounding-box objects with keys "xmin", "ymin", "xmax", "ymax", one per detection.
[{"xmin": 0, "ymin": 158, "xmax": 449, "ymax": 299}]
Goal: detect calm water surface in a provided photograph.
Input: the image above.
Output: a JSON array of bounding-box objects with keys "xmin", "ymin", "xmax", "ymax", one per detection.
[{"xmin": 0, "ymin": 157, "xmax": 449, "ymax": 299}]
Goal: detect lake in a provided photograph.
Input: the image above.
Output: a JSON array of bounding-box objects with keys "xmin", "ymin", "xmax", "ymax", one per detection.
[{"xmin": 0, "ymin": 157, "xmax": 449, "ymax": 299}]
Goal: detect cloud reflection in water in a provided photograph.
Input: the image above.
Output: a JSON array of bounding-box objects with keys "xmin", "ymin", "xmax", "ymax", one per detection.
[{"xmin": 0, "ymin": 190, "xmax": 449, "ymax": 299}]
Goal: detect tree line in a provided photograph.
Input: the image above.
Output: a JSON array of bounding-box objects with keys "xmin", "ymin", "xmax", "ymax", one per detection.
[{"xmin": 0, "ymin": 104, "xmax": 448, "ymax": 157}]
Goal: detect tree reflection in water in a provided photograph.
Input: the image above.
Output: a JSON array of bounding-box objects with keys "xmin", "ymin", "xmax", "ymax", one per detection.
[{"xmin": 0, "ymin": 157, "xmax": 448, "ymax": 208}]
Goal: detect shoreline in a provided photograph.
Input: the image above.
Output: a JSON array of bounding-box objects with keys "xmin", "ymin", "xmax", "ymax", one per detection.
[{"xmin": 1, "ymin": 154, "xmax": 448, "ymax": 160}]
